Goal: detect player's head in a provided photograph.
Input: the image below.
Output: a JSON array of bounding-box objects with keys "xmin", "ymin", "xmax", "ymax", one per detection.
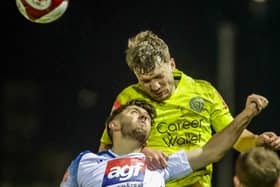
[
  {"xmin": 233, "ymin": 147, "xmax": 280, "ymax": 187},
  {"xmin": 125, "ymin": 30, "xmax": 176, "ymax": 101},
  {"xmin": 106, "ymin": 99, "xmax": 156, "ymax": 144}
]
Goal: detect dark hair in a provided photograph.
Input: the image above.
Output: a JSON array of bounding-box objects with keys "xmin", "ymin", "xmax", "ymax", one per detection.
[{"xmin": 105, "ymin": 99, "xmax": 156, "ymax": 141}]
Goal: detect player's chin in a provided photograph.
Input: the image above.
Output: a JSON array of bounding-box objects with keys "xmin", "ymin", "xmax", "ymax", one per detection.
[
  {"xmin": 135, "ymin": 128, "xmax": 149, "ymax": 134},
  {"xmin": 152, "ymin": 93, "xmax": 170, "ymax": 101}
]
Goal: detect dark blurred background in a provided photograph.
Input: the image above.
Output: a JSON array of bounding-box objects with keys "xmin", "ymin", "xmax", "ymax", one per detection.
[{"xmin": 2, "ymin": 0, "xmax": 279, "ymax": 186}]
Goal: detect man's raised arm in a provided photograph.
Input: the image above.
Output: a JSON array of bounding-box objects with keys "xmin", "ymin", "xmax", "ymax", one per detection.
[{"xmin": 187, "ymin": 94, "xmax": 269, "ymax": 171}]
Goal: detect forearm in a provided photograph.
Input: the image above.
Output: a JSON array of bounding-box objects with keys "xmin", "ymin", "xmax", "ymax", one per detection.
[
  {"xmin": 188, "ymin": 107, "xmax": 257, "ymax": 171},
  {"xmin": 205, "ymin": 107, "xmax": 256, "ymax": 159}
]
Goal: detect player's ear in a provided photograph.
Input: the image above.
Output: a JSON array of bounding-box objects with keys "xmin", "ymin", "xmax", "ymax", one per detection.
[
  {"xmin": 233, "ymin": 176, "xmax": 240, "ymax": 187},
  {"xmin": 108, "ymin": 121, "xmax": 121, "ymax": 131},
  {"xmin": 170, "ymin": 58, "xmax": 176, "ymax": 70}
]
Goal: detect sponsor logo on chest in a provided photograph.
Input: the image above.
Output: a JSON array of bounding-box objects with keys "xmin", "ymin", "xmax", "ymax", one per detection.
[{"xmin": 102, "ymin": 157, "xmax": 146, "ymax": 187}]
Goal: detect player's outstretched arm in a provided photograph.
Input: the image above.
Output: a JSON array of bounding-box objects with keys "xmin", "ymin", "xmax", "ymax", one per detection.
[{"xmin": 187, "ymin": 94, "xmax": 269, "ymax": 171}]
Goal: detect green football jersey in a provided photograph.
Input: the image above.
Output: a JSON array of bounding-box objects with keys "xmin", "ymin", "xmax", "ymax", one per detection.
[{"xmin": 100, "ymin": 69, "xmax": 234, "ymax": 187}]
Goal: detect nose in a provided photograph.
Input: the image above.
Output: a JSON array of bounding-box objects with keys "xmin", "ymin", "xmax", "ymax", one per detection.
[
  {"xmin": 150, "ymin": 80, "xmax": 160, "ymax": 91},
  {"xmin": 139, "ymin": 114, "xmax": 147, "ymax": 122},
  {"xmin": 139, "ymin": 112, "xmax": 150, "ymax": 123}
]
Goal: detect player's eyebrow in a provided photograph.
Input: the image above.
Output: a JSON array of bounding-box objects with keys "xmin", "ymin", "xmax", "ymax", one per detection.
[{"xmin": 126, "ymin": 106, "xmax": 150, "ymax": 117}]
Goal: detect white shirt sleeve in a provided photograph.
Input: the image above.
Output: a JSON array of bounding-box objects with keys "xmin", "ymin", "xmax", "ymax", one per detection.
[
  {"xmin": 60, "ymin": 150, "xmax": 95, "ymax": 187},
  {"xmin": 163, "ymin": 150, "xmax": 193, "ymax": 181}
]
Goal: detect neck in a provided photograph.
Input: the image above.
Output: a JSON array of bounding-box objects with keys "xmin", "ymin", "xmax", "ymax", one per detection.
[{"xmin": 111, "ymin": 138, "xmax": 143, "ymax": 155}]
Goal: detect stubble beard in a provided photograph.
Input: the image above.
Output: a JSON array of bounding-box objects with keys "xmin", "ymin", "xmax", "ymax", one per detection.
[{"xmin": 122, "ymin": 127, "xmax": 149, "ymax": 145}]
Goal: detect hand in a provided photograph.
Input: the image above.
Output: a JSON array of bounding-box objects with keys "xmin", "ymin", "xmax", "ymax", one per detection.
[
  {"xmin": 256, "ymin": 132, "xmax": 280, "ymax": 150},
  {"xmin": 245, "ymin": 94, "xmax": 269, "ymax": 115},
  {"xmin": 141, "ymin": 147, "xmax": 168, "ymax": 170}
]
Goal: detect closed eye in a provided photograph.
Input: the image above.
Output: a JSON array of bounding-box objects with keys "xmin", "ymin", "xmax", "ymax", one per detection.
[{"xmin": 130, "ymin": 110, "xmax": 138, "ymax": 114}]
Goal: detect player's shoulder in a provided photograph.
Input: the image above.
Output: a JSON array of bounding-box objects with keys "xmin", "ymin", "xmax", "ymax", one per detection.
[
  {"xmin": 70, "ymin": 150, "xmax": 95, "ymax": 165},
  {"xmin": 119, "ymin": 83, "xmax": 141, "ymax": 94},
  {"xmin": 179, "ymin": 73, "xmax": 219, "ymax": 101},
  {"xmin": 69, "ymin": 150, "xmax": 110, "ymax": 165},
  {"xmin": 116, "ymin": 83, "xmax": 148, "ymax": 101},
  {"xmin": 176, "ymin": 69, "xmax": 213, "ymax": 87},
  {"xmin": 96, "ymin": 150, "xmax": 117, "ymax": 159},
  {"xmin": 60, "ymin": 150, "xmax": 95, "ymax": 187},
  {"xmin": 184, "ymin": 74, "xmax": 215, "ymax": 90},
  {"xmin": 194, "ymin": 79, "xmax": 214, "ymax": 88}
]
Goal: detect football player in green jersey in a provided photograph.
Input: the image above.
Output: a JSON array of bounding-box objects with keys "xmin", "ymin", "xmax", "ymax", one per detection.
[{"xmin": 98, "ymin": 30, "xmax": 280, "ymax": 187}]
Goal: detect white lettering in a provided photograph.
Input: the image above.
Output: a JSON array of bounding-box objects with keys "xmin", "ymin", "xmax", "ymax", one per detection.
[{"xmin": 107, "ymin": 162, "xmax": 144, "ymax": 181}]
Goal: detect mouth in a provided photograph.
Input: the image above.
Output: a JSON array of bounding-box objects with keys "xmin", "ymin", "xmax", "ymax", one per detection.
[
  {"xmin": 154, "ymin": 90, "xmax": 168, "ymax": 98},
  {"xmin": 137, "ymin": 119, "xmax": 149, "ymax": 128},
  {"xmin": 155, "ymin": 92, "xmax": 162, "ymax": 97},
  {"xmin": 139, "ymin": 120, "xmax": 147, "ymax": 126}
]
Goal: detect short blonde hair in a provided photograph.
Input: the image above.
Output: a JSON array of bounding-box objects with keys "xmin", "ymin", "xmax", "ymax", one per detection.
[{"xmin": 125, "ymin": 30, "xmax": 170, "ymax": 74}]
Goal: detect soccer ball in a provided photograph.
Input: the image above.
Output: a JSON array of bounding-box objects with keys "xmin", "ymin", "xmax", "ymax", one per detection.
[{"xmin": 16, "ymin": 0, "xmax": 69, "ymax": 24}]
